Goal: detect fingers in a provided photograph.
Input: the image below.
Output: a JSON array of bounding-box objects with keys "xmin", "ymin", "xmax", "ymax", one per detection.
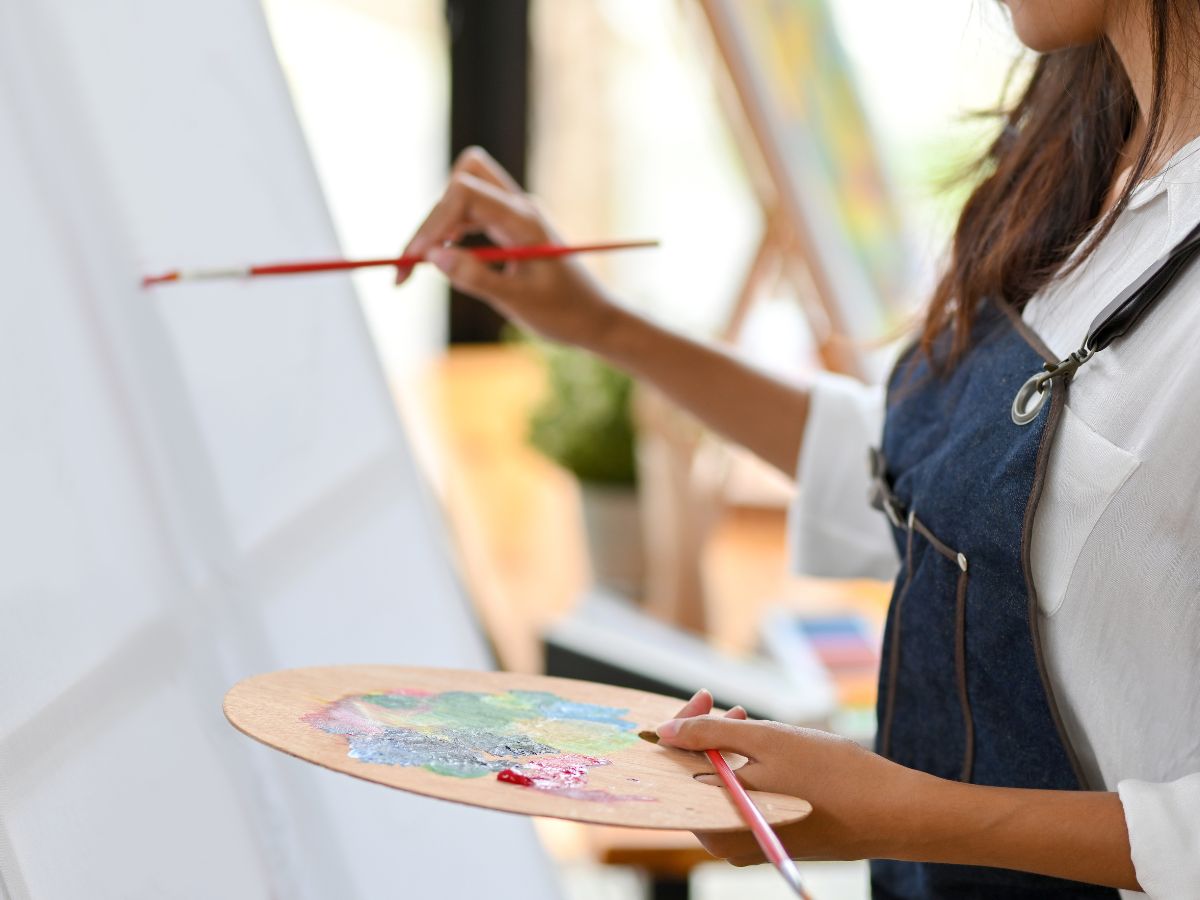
[
  {"xmin": 697, "ymin": 764, "xmax": 772, "ymax": 800},
  {"xmin": 673, "ymin": 689, "xmax": 714, "ymax": 720},
  {"xmin": 655, "ymin": 714, "xmax": 765, "ymax": 757},
  {"xmin": 418, "ymin": 172, "xmax": 540, "ymax": 254},
  {"xmin": 397, "ymin": 171, "xmax": 542, "ymax": 285},
  {"xmin": 694, "ymin": 758, "xmax": 772, "ymax": 793},
  {"xmin": 454, "ymin": 145, "xmax": 523, "ymax": 194},
  {"xmin": 426, "ymin": 246, "xmax": 505, "ymax": 301},
  {"xmin": 693, "ymin": 721, "xmax": 766, "ymax": 793},
  {"xmin": 695, "ymin": 830, "xmax": 766, "ymax": 866},
  {"xmin": 671, "ymin": 690, "xmax": 747, "ymax": 722},
  {"xmin": 679, "ymin": 702, "xmax": 750, "ymax": 787}
]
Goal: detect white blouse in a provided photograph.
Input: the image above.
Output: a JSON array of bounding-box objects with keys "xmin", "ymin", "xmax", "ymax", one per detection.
[{"xmin": 789, "ymin": 135, "xmax": 1200, "ymax": 899}]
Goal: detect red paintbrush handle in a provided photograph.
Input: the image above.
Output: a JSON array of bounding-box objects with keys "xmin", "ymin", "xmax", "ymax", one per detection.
[
  {"xmin": 142, "ymin": 239, "xmax": 659, "ymax": 287},
  {"xmin": 465, "ymin": 240, "xmax": 658, "ymax": 263},
  {"xmin": 705, "ymin": 749, "xmax": 812, "ymax": 899},
  {"xmin": 249, "ymin": 241, "xmax": 658, "ymax": 274},
  {"xmin": 249, "ymin": 257, "xmax": 403, "ymax": 276}
]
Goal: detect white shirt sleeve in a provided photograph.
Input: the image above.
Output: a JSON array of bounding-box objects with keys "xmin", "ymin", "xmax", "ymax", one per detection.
[
  {"xmin": 1118, "ymin": 774, "xmax": 1200, "ymax": 898},
  {"xmin": 787, "ymin": 371, "xmax": 898, "ymax": 581}
]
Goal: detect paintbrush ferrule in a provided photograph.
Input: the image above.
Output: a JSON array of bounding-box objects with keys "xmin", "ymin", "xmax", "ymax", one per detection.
[{"xmin": 179, "ymin": 266, "xmax": 253, "ymax": 281}]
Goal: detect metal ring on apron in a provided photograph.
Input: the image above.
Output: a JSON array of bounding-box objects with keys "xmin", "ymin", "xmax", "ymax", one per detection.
[{"xmin": 1011, "ymin": 371, "xmax": 1052, "ymax": 425}]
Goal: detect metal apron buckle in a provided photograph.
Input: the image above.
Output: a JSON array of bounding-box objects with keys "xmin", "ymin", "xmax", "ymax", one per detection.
[
  {"xmin": 1011, "ymin": 347, "xmax": 1091, "ymax": 425},
  {"xmin": 868, "ymin": 448, "xmax": 909, "ymax": 527},
  {"xmin": 1012, "ymin": 216, "xmax": 1200, "ymax": 425}
]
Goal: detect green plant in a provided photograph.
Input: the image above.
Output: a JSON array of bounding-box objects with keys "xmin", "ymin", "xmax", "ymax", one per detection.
[{"xmin": 523, "ymin": 337, "xmax": 637, "ymax": 487}]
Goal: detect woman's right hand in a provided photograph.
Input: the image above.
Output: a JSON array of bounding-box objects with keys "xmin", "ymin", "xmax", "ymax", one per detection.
[{"xmin": 398, "ymin": 146, "xmax": 619, "ymax": 348}]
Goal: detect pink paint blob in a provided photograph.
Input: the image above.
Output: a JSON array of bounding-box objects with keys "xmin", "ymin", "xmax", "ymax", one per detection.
[
  {"xmin": 302, "ymin": 701, "xmax": 385, "ymax": 736},
  {"xmin": 496, "ymin": 754, "xmax": 653, "ymax": 802},
  {"xmin": 511, "ymin": 753, "xmax": 599, "ymax": 789}
]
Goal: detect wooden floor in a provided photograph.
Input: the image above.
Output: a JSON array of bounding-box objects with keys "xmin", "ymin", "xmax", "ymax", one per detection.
[{"xmin": 396, "ymin": 343, "xmax": 890, "ymax": 881}]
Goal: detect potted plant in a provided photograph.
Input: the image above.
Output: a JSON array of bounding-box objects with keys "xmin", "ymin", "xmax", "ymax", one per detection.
[{"xmin": 525, "ymin": 338, "xmax": 644, "ymax": 599}]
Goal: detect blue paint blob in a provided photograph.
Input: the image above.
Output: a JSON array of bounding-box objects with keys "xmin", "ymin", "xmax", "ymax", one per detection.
[
  {"xmin": 346, "ymin": 730, "xmax": 504, "ymax": 777},
  {"xmin": 510, "ymin": 691, "xmax": 638, "ymax": 730}
]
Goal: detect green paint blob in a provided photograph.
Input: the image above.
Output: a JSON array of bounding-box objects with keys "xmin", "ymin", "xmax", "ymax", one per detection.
[{"xmin": 360, "ymin": 692, "xmax": 426, "ymax": 710}]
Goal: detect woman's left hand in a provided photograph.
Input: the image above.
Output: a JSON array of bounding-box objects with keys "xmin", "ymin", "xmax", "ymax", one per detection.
[{"xmin": 657, "ymin": 694, "xmax": 928, "ymax": 864}]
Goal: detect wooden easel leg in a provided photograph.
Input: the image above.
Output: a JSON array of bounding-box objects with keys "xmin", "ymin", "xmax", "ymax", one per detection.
[
  {"xmin": 720, "ymin": 223, "xmax": 781, "ymax": 343},
  {"xmin": 779, "ymin": 241, "xmax": 863, "ymax": 378}
]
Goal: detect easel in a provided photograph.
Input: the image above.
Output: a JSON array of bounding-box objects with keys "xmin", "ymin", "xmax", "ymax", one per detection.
[
  {"xmin": 695, "ymin": 0, "xmax": 909, "ymax": 376},
  {"xmin": 719, "ymin": 207, "xmax": 862, "ymax": 374},
  {"xmin": 634, "ymin": 0, "xmax": 910, "ymax": 635}
]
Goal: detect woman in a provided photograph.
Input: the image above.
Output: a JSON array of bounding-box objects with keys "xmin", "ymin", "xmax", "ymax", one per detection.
[{"xmin": 400, "ymin": 2, "xmax": 1199, "ymax": 896}]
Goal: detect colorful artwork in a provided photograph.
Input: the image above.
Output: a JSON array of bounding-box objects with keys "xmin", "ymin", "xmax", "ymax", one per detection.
[
  {"xmin": 723, "ymin": 0, "xmax": 911, "ymax": 328},
  {"xmin": 304, "ymin": 689, "xmax": 652, "ymax": 802}
]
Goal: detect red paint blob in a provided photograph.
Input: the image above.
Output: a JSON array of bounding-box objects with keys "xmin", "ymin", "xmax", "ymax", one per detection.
[{"xmin": 496, "ymin": 769, "xmax": 535, "ymax": 786}]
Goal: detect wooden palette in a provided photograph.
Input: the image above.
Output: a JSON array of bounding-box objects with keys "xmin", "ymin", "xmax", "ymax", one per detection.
[{"xmin": 224, "ymin": 665, "xmax": 812, "ymax": 831}]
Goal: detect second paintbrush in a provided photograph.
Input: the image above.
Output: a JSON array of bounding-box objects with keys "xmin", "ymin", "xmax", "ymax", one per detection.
[{"xmin": 142, "ymin": 239, "xmax": 659, "ymax": 288}]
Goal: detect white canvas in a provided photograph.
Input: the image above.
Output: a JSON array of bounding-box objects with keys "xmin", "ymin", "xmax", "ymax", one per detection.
[{"xmin": 0, "ymin": 1, "xmax": 560, "ymax": 897}]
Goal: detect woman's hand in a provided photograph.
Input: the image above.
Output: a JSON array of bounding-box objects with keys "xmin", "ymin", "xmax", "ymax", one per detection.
[
  {"xmin": 399, "ymin": 150, "xmax": 815, "ymax": 477},
  {"xmin": 658, "ymin": 699, "xmax": 1140, "ymax": 890},
  {"xmin": 659, "ymin": 693, "xmax": 924, "ymax": 865},
  {"xmin": 398, "ymin": 146, "xmax": 619, "ymax": 347}
]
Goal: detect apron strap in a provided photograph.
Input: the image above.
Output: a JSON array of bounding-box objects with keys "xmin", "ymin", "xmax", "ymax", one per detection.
[
  {"xmin": 1087, "ymin": 216, "xmax": 1200, "ymax": 353},
  {"xmin": 1012, "ymin": 216, "xmax": 1200, "ymax": 424}
]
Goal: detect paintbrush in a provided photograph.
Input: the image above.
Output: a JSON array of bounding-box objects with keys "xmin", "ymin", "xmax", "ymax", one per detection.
[
  {"xmin": 141, "ymin": 239, "xmax": 659, "ymax": 287},
  {"xmin": 640, "ymin": 729, "xmax": 814, "ymax": 899}
]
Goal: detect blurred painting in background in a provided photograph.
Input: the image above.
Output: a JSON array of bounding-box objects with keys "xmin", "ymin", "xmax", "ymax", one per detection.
[
  {"xmin": 745, "ymin": 0, "xmax": 907, "ymax": 302},
  {"xmin": 703, "ymin": 0, "xmax": 912, "ymax": 350}
]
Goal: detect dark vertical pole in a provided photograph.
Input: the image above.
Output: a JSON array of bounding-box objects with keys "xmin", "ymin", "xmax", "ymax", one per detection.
[{"xmin": 446, "ymin": 0, "xmax": 530, "ymax": 344}]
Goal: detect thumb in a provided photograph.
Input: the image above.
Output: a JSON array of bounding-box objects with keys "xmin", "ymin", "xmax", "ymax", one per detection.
[
  {"xmin": 655, "ymin": 714, "xmax": 762, "ymax": 757},
  {"xmin": 695, "ymin": 760, "xmax": 773, "ymax": 794},
  {"xmin": 427, "ymin": 247, "xmax": 503, "ymax": 299}
]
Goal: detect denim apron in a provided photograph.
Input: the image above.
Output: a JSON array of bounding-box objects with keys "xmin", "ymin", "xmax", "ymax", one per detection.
[{"xmin": 865, "ymin": 218, "xmax": 1200, "ymax": 898}]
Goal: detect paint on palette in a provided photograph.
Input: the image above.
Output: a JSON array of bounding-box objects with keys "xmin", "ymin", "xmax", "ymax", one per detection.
[
  {"xmin": 304, "ymin": 689, "xmax": 653, "ymax": 801},
  {"xmin": 496, "ymin": 754, "xmax": 652, "ymax": 802}
]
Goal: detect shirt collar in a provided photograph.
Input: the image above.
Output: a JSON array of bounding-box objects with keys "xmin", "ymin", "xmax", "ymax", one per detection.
[
  {"xmin": 1126, "ymin": 173, "xmax": 1166, "ymax": 211},
  {"xmin": 1126, "ymin": 131, "xmax": 1200, "ymax": 211}
]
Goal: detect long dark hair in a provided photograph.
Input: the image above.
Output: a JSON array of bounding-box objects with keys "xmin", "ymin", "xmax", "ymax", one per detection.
[{"xmin": 922, "ymin": 8, "xmax": 1177, "ymax": 367}]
